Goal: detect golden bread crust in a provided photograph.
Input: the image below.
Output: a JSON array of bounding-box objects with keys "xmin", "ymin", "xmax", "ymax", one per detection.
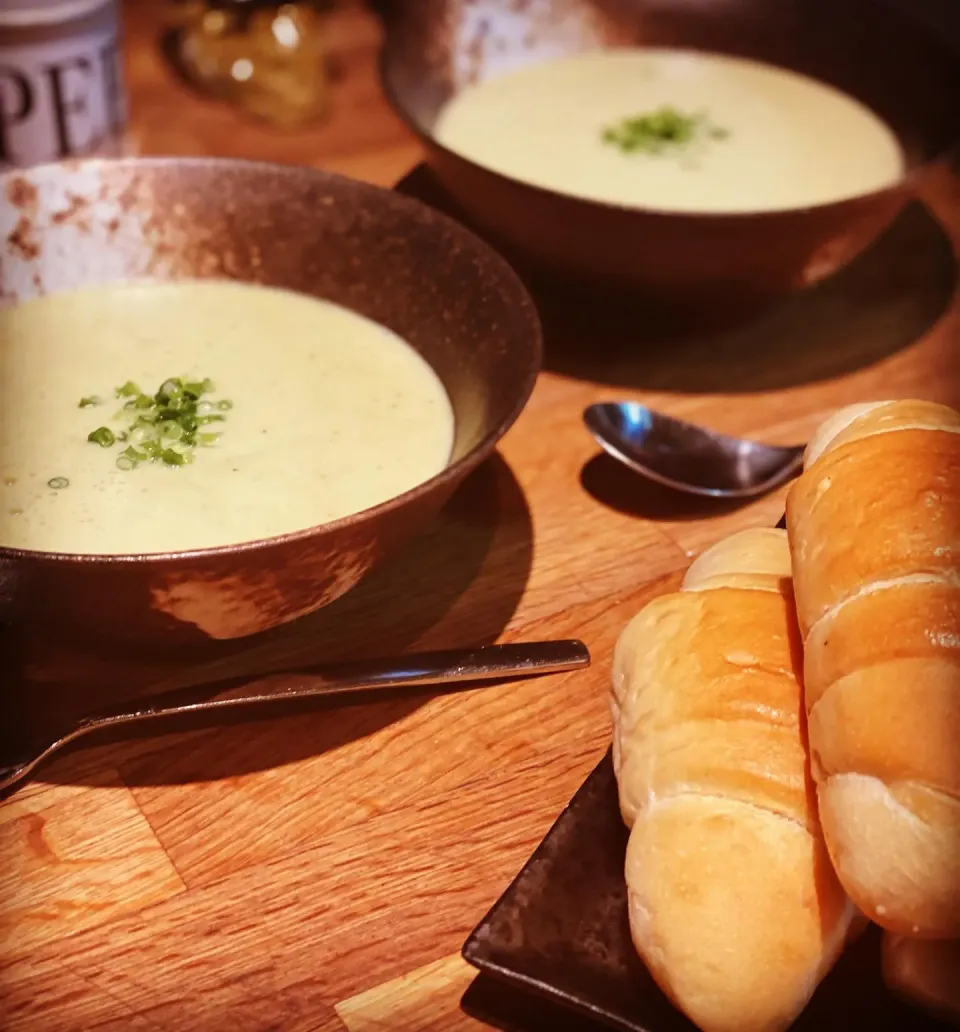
[
  {"xmin": 612, "ymin": 529, "xmax": 853, "ymax": 1032},
  {"xmin": 626, "ymin": 796, "xmax": 851, "ymax": 1032},
  {"xmin": 804, "ymin": 399, "xmax": 960, "ymax": 469},
  {"xmin": 614, "ymin": 587, "xmax": 810, "ymax": 829},
  {"xmin": 787, "ymin": 427, "xmax": 960, "ymax": 637},
  {"xmin": 786, "ymin": 399, "xmax": 960, "ymax": 937},
  {"xmin": 817, "ymin": 775, "xmax": 960, "ymax": 936}
]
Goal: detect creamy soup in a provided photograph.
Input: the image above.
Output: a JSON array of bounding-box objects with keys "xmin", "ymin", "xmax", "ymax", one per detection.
[
  {"xmin": 0, "ymin": 281, "xmax": 454, "ymax": 555},
  {"xmin": 434, "ymin": 48, "xmax": 905, "ymax": 214}
]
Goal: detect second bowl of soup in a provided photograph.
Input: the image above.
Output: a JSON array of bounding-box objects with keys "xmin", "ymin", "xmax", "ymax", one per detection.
[{"xmin": 379, "ymin": 0, "xmax": 960, "ymax": 309}]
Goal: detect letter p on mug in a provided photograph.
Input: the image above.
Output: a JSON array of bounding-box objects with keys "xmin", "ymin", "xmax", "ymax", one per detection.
[{"xmin": 0, "ymin": 0, "xmax": 127, "ymax": 169}]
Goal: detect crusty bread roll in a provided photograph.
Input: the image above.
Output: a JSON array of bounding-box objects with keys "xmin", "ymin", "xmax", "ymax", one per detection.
[
  {"xmin": 611, "ymin": 528, "xmax": 855, "ymax": 1032},
  {"xmin": 786, "ymin": 399, "xmax": 960, "ymax": 938},
  {"xmin": 883, "ymin": 933, "xmax": 960, "ymax": 1026}
]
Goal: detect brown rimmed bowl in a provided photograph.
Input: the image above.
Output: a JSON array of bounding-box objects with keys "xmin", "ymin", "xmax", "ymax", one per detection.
[
  {"xmin": 0, "ymin": 157, "xmax": 542, "ymax": 645},
  {"xmin": 377, "ymin": 0, "xmax": 960, "ymax": 315}
]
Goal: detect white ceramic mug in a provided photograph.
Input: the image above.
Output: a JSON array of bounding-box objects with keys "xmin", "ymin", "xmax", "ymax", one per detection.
[{"xmin": 0, "ymin": 0, "xmax": 127, "ymax": 169}]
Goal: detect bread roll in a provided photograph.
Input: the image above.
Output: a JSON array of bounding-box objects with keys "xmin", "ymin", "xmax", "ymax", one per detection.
[
  {"xmin": 611, "ymin": 528, "xmax": 855, "ymax": 1032},
  {"xmin": 786, "ymin": 400, "xmax": 960, "ymax": 938},
  {"xmin": 883, "ymin": 933, "xmax": 960, "ymax": 1026}
]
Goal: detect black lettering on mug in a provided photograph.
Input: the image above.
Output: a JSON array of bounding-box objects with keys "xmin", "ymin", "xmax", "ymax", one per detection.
[
  {"xmin": 0, "ymin": 65, "xmax": 34, "ymax": 164},
  {"xmin": 43, "ymin": 56, "xmax": 95, "ymax": 158},
  {"xmin": 98, "ymin": 38, "xmax": 123, "ymax": 135}
]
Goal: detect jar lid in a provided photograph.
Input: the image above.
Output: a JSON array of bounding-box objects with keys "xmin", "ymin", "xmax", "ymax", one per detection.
[{"xmin": 0, "ymin": 0, "xmax": 114, "ymax": 28}]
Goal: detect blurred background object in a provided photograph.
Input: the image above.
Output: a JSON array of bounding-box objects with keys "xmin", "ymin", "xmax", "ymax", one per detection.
[
  {"xmin": 0, "ymin": 0, "xmax": 127, "ymax": 169},
  {"xmin": 164, "ymin": 0, "xmax": 334, "ymax": 128}
]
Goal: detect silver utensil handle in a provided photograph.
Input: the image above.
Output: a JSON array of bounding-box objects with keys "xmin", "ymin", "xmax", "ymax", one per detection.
[{"xmin": 74, "ymin": 639, "xmax": 591, "ymax": 735}]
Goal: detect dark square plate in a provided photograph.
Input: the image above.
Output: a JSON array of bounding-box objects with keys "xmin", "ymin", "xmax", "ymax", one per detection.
[{"xmin": 462, "ymin": 750, "xmax": 950, "ymax": 1032}]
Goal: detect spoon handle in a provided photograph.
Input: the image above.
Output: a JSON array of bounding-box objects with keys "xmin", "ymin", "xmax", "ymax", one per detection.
[
  {"xmin": 0, "ymin": 640, "xmax": 590, "ymax": 796},
  {"xmin": 81, "ymin": 638, "xmax": 592, "ymax": 732}
]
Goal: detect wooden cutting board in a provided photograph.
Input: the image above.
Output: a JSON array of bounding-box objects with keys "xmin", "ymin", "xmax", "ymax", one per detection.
[{"xmin": 1, "ymin": 2, "xmax": 957, "ymax": 1030}]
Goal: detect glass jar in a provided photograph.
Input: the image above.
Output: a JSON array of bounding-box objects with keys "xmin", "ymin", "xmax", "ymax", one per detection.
[
  {"xmin": 0, "ymin": 0, "xmax": 127, "ymax": 169},
  {"xmin": 166, "ymin": 1, "xmax": 331, "ymax": 129}
]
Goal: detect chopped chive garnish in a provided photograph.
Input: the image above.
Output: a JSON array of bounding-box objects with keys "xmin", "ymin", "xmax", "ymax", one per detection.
[
  {"xmin": 85, "ymin": 376, "xmax": 231, "ymax": 472},
  {"xmin": 78, "ymin": 395, "xmax": 103, "ymax": 408},
  {"xmin": 601, "ymin": 106, "xmax": 729, "ymax": 156},
  {"xmin": 87, "ymin": 426, "xmax": 116, "ymax": 448},
  {"xmin": 48, "ymin": 476, "xmax": 70, "ymax": 489},
  {"xmin": 160, "ymin": 420, "xmax": 184, "ymax": 441}
]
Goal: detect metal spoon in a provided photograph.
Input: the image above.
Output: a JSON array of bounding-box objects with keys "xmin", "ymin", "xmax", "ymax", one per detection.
[
  {"xmin": 0, "ymin": 639, "xmax": 589, "ymax": 797},
  {"xmin": 584, "ymin": 402, "xmax": 804, "ymax": 499}
]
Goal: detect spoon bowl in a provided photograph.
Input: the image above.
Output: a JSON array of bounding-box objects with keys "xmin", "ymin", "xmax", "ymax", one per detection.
[{"xmin": 584, "ymin": 403, "xmax": 804, "ymax": 499}]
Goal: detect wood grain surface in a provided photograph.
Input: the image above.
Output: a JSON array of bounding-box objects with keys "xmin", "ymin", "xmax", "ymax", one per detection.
[{"xmin": 1, "ymin": 2, "xmax": 958, "ymax": 1030}]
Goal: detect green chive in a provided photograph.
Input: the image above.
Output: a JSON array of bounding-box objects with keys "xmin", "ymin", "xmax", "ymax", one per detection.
[
  {"xmin": 78, "ymin": 395, "xmax": 102, "ymax": 408},
  {"xmin": 160, "ymin": 420, "xmax": 184, "ymax": 441},
  {"xmin": 122, "ymin": 445, "xmax": 146, "ymax": 463},
  {"xmin": 47, "ymin": 476, "xmax": 70, "ymax": 489},
  {"xmin": 87, "ymin": 426, "xmax": 116, "ymax": 448},
  {"xmin": 601, "ymin": 106, "xmax": 728, "ymax": 156},
  {"xmin": 88, "ymin": 375, "xmax": 231, "ymax": 471}
]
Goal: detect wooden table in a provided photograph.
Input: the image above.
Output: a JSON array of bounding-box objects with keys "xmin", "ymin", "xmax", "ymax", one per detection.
[{"xmin": 2, "ymin": 3, "xmax": 958, "ymax": 1029}]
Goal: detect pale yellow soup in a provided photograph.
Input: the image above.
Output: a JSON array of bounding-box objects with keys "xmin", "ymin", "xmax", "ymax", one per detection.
[
  {"xmin": 0, "ymin": 280, "xmax": 455, "ymax": 555},
  {"xmin": 434, "ymin": 48, "xmax": 906, "ymax": 214}
]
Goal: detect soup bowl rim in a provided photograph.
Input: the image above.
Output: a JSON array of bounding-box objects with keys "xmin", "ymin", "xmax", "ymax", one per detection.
[
  {"xmin": 0, "ymin": 156, "xmax": 544, "ymax": 566},
  {"xmin": 379, "ymin": 41, "xmax": 955, "ymax": 223}
]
